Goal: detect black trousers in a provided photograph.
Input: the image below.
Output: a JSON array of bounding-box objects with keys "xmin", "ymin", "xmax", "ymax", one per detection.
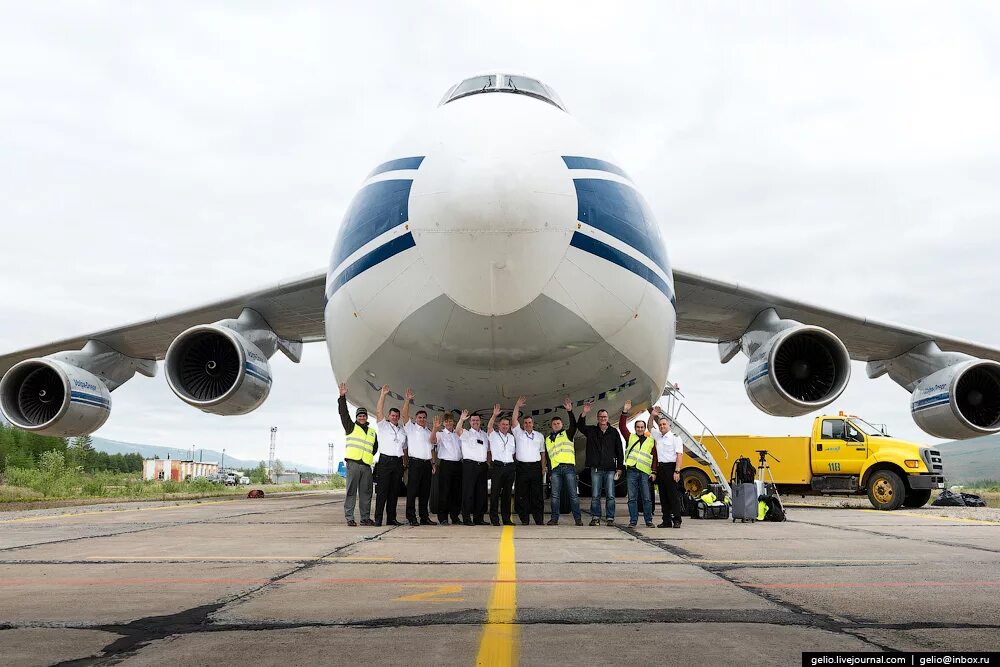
[
  {"xmin": 489, "ymin": 461, "xmax": 515, "ymax": 523},
  {"xmin": 461, "ymin": 459, "xmax": 488, "ymax": 523},
  {"xmin": 374, "ymin": 455, "xmax": 404, "ymax": 523},
  {"xmin": 405, "ymin": 457, "xmax": 433, "ymax": 522},
  {"xmin": 515, "ymin": 461, "xmax": 545, "ymax": 525},
  {"xmin": 436, "ymin": 460, "xmax": 463, "ymax": 523},
  {"xmin": 656, "ymin": 461, "xmax": 683, "ymax": 523}
]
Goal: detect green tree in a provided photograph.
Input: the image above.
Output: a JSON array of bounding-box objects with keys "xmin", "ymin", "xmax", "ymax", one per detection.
[
  {"xmin": 273, "ymin": 459, "xmax": 285, "ymax": 476},
  {"xmin": 248, "ymin": 461, "xmax": 268, "ymax": 484}
]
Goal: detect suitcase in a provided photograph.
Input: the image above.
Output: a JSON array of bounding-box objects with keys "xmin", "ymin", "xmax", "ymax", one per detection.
[
  {"xmin": 695, "ymin": 502, "xmax": 729, "ymax": 519},
  {"xmin": 731, "ymin": 482, "xmax": 758, "ymax": 522}
]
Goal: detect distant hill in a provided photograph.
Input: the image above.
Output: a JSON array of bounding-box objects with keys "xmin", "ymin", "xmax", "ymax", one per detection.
[
  {"xmin": 937, "ymin": 434, "xmax": 1000, "ymax": 484},
  {"xmin": 90, "ymin": 436, "xmax": 324, "ymax": 474}
]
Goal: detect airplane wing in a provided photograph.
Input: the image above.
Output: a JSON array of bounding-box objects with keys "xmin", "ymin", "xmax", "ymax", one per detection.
[
  {"xmin": 0, "ymin": 269, "xmax": 327, "ymax": 374},
  {"xmin": 673, "ymin": 267, "xmax": 1000, "ymax": 363}
]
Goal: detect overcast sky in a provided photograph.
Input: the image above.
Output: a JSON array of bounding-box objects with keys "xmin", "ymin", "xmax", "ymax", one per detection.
[{"xmin": 2, "ymin": 2, "xmax": 999, "ymax": 469}]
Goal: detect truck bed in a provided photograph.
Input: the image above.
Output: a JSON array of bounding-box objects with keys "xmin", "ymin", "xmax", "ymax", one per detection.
[{"xmin": 695, "ymin": 435, "xmax": 813, "ymax": 485}]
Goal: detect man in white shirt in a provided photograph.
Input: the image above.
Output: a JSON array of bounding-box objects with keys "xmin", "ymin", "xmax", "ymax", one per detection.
[
  {"xmin": 487, "ymin": 403, "xmax": 516, "ymax": 526},
  {"xmin": 373, "ymin": 384, "xmax": 406, "ymax": 527},
  {"xmin": 430, "ymin": 412, "xmax": 462, "ymax": 525},
  {"xmin": 650, "ymin": 405, "xmax": 685, "ymax": 528},
  {"xmin": 401, "ymin": 388, "xmax": 436, "ymax": 526},
  {"xmin": 511, "ymin": 396, "xmax": 546, "ymax": 525},
  {"xmin": 456, "ymin": 409, "xmax": 489, "ymax": 526}
]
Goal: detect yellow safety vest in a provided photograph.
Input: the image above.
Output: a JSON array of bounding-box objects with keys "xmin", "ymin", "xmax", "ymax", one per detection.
[
  {"xmin": 344, "ymin": 424, "xmax": 376, "ymax": 466},
  {"xmin": 546, "ymin": 431, "xmax": 576, "ymax": 468},
  {"xmin": 624, "ymin": 434, "xmax": 655, "ymax": 474}
]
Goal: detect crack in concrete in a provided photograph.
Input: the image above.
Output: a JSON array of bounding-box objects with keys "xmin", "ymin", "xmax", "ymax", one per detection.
[
  {"xmin": 789, "ymin": 518, "xmax": 1000, "ymax": 555},
  {"xmin": 615, "ymin": 526, "xmax": 906, "ymax": 651}
]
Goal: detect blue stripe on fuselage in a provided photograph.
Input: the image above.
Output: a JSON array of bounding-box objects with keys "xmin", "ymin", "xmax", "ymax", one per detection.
[
  {"xmin": 569, "ymin": 232, "xmax": 675, "ymax": 305},
  {"xmin": 326, "ymin": 233, "xmax": 417, "ymax": 299},
  {"xmin": 368, "ymin": 156, "xmax": 425, "ymax": 178},
  {"xmin": 561, "ymin": 156, "xmax": 630, "ymax": 179},
  {"xmin": 329, "ymin": 179, "xmax": 413, "ymax": 274},
  {"xmin": 572, "ymin": 178, "xmax": 671, "ymax": 278}
]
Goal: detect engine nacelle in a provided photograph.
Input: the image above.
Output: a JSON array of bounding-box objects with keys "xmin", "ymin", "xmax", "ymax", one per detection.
[
  {"xmin": 743, "ymin": 324, "xmax": 852, "ymax": 417},
  {"xmin": 910, "ymin": 360, "xmax": 1000, "ymax": 439},
  {"xmin": 165, "ymin": 324, "xmax": 272, "ymax": 415},
  {"xmin": 0, "ymin": 359, "xmax": 111, "ymax": 436}
]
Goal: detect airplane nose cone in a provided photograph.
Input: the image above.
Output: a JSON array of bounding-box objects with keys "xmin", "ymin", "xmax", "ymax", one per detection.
[{"xmin": 408, "ymin": 135, "xmax": 577, "ymax": 316}]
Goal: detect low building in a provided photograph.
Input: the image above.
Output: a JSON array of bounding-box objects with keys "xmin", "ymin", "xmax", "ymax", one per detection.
[
  {"xmin": 273, "ymin": 472, "xmax": 301, "ymax": 484},
  {"xmin": 143, "ymin": 458, "xmax": 219, "ymax": 482}
]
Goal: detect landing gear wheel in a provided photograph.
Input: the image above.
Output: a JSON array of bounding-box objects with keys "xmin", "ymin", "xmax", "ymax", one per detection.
[
  {"xmin": 867, "ymin": 470, "xmax": 905, "ymax": 510},
  {"xmin": 682, "ymin": 469, "xmax": 711, "ymax": 497},
  {"xmin": 903, "ymin": 488, "xmax": 932, "ymax": 508}
]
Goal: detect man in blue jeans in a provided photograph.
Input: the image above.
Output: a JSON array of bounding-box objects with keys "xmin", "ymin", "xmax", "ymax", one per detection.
[
  {"xmin": 545, "ymin": 398, "xmax": 582, "ymax": 526},
  {"xmin": 619, "ymin": 401, "xmax": 655, "ymax": 528},
  {"xmin": 576, "ymin": 401, "xmax": 624, "ymax": 526}
]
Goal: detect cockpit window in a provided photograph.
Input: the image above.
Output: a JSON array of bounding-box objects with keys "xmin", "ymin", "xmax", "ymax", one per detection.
[{"xmin": 440, "ymin": 73, "xmax": 566, "ymax": 111}]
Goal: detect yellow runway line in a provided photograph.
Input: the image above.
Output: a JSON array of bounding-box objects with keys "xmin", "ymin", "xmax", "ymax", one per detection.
[
  {"xmin": 860, "ymin": 510, "xmax": 1000, "ymax": 525},
  {"xmin": 0, "ymin": 500, "xmax": 235, "ymax": 524},
  {"xmin": 476, "ymin": 525, "xmax": 518, "ymax": 666}
]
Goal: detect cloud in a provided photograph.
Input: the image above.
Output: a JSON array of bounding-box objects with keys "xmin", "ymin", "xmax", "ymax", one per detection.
[{"xmin": 2, "ymin": 2, "xmax": 999, "ymax": 465}]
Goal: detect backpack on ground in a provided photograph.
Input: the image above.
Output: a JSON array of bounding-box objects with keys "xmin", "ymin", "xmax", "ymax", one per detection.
[{"xmin": 757, "ymin": 494, "xmax": 786, "ymax": 522}]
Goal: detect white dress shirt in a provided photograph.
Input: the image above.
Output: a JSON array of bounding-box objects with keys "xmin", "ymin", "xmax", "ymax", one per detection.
[
  {"xmin": 651, "ymin": 429, "xmax": 683, "ymax": 463},
  {"xmin": 512, "ymin": 426, "xmax": 544, "ymax": 463},
  {"xmin": 376, "ymin": 419, "xmax": 407, "ymax": 457},
  {"xmin": 435, "ymin": 429, "xmax": 462, "ymax": 462},
  {"xmin": 404, "ymin": 420, "xmax": 434, "ymax": 460},
  {"xmin": 489, "ymin": 430, "xmax": 516, "ymax": 464},
  {"xmin": 460, "ymin": 428, "xmax": 489, "ymax": 462}
]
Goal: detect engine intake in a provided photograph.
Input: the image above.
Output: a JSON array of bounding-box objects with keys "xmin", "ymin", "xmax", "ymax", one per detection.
[
  {"xmin": 0, "ymin": 359, "xmax": 111, "ymax": 436},
  {"xmin": 910, "ymin": 360, "xmax": 1000, "ymax": 439},
  {"xmin": 165, "ymin": 324, "xmax": 272, "ymax": 415},
  {"xmin": 744, "ymin": 325, "xmax": 851, "ymax": 417}
]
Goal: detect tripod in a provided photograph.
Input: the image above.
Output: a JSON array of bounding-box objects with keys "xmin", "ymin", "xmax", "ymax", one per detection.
[{"xmin": 755, "ymin": 449, "xmax": 782, "ymax": 502}]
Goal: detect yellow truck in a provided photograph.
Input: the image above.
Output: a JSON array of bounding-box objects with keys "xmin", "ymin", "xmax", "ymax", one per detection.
[{"xmin": 684, "ymin": 413, "xmax": 945, "ymax": 510}]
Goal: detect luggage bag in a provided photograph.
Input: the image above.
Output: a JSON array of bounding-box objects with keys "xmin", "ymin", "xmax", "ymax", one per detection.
[{"xmin": 731, "ymin": 482, "xmax": 758, "ymax": 522}]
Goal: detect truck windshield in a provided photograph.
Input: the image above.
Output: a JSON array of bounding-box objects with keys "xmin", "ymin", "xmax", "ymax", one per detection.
[{"xmin": 850, "ymin": 418, "xmax": 888, "ymax": 437}]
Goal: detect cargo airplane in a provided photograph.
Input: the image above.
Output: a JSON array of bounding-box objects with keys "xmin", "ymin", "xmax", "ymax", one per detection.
[{"xmin": 3, "ymin": 73, "xmax": 999, "ymax": 457}]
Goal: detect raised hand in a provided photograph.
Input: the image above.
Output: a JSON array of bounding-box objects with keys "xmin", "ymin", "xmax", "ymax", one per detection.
[
  {"xmin": 562, "ymin": 397, "xmax": 573, "ymax": 412},
  {"xmin": 515, "ymin": 396, "xmax": 527, "ymax": 408},
  {"xmin": 339, "ymin": 382, "xmax": 348, "ymax": 396},
  {"xmin": 432, "ymin": 415, "xmax": 442, "ymax": 430},
  {"xmin": 623, "ymin": 399, "xmax": 632, "ymax": 413},
  {"xmin": 492, "ymin": 403, "xmax": 502, "ymax": 417},
  {"xmin": 581, "ymin": 401, "xmax": 593, "ymax": 416},
  {"xmin": 460, "ymin": 409, "xmax": 470, "ymax": 421},
  {"xmin": 651, "ymin": 405, "xmax": 661, "ymax": 417},
  {"xmin": 380, "ymin": 384, "xmax": 390, "ymax": 396},
  {"xmin": 405, "ymin": 387, "xmax": 414, "ymax": 402}
]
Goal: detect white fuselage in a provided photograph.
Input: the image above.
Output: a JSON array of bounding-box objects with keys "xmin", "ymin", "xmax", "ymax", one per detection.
[{"xmin": 324, "ymin": 91, "xmax": 676, "ymax": 419}]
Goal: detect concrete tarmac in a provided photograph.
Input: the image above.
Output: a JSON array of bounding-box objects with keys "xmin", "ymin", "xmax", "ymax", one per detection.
[{"xmin": 0, "ymin": 491, "xmax": 998, "ymax": 666}]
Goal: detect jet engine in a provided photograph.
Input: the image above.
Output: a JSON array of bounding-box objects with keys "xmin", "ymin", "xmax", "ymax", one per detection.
[
  {"xmin": 721, "ymin": 309, "xmax": 851, "ymax": 417},
  {"xmin": 164, "ymin": 308, "xmax": 300, "ymax": 416},
  {"xmin": 868, "ymin": 341, "xmax": 1000, "ymax": 440},
  {"xmin": 0, "ymin": 358, "xmax": 111, "ymax": 436}
]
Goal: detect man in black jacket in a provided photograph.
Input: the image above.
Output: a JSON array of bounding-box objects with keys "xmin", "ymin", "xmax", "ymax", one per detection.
[
  {"xmin": 338, "ymin": 383, "xmax": 378, "ymax": 527},
  {"xmin": 576, "ymin": 402, "xmax": 624, "ymax": 526}
]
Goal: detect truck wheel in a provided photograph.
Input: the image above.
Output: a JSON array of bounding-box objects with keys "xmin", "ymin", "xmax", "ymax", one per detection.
[
  {"xmin": 903, "ymin": 489, "xmax": 932, "ymax": 508},
  {"xmin": 682, "ymin": 469, "xmax": 711, "ymax": 497},
  {"xmin": 867, "ymin": 470, "xmax": 905, "ymax": 510}
]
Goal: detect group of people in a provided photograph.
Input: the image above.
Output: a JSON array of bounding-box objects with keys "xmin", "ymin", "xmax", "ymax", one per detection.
[{"xmin": 337, "ymin": 383, "xmax": 686, "ymax": 529}]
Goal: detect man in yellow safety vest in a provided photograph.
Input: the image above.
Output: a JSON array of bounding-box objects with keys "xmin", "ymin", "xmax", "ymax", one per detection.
[
  {"xmin": 619, "ymin": 400, "xmax": 655, "ymax": 528},
  {"xmin": 339, "ymin": 382, "xmax": 378, "ymax": 527},
  {"xmin": 545, "ymin": 397, "xmax": 582, "ymax": 526}
]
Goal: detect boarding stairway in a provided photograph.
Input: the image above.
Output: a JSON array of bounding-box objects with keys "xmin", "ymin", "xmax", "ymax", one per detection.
[{"xmin": 656, "ymin": 384, "xmax": 732, "ymax": 498}]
